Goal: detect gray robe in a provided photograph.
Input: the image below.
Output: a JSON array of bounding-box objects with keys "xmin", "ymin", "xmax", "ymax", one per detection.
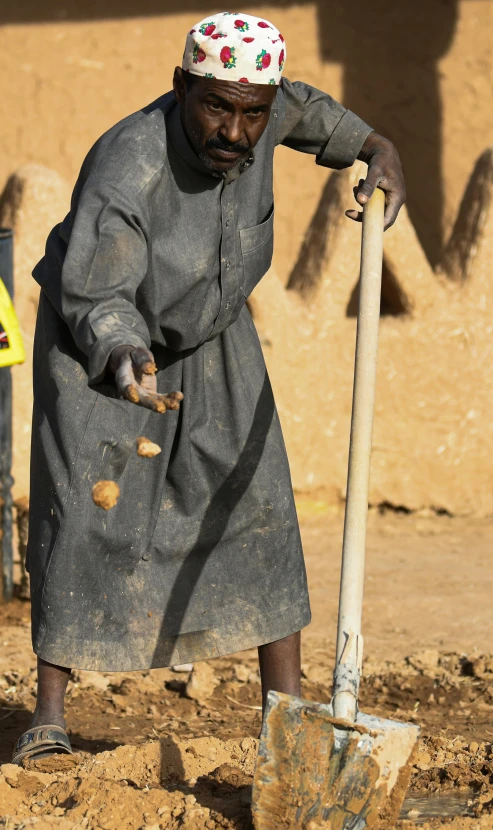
[{"xmin": 28, "ymin": 80, "xmax": 371, "ymax": 671}]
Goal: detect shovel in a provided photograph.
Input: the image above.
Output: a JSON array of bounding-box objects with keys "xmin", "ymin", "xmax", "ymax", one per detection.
[{"xmin": 252, "ymin": 188, "xmax": 419, "ymax": 830}]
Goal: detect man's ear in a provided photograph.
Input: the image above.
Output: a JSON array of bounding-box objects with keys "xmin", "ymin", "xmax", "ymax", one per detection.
[{"xmin": 173, "ymin": 67, "xmax": 186, "ymax": 104}]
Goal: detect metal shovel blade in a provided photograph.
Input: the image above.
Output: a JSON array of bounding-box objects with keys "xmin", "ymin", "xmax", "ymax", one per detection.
[{"xmin": 252, "ymin": 691, "xmax": 419, "ymax": 830}]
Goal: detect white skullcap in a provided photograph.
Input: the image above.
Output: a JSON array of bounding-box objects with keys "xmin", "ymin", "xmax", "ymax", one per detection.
[{"xmin": 182, "ymin": 11, "xmax": 286, "ymax": 85}]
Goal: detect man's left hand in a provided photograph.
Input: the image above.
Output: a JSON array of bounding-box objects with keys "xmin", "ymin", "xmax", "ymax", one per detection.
[{"xmin": 346, "ymin": 132, "xmax": 406, "ymax": 230}]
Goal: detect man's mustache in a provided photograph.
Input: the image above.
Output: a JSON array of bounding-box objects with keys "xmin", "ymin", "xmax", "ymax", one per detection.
[{"xmin": 206, "ymin": 136, "xmax": 250, "ymax": 154}]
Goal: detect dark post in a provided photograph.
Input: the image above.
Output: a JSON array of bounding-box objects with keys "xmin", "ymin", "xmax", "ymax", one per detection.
[{"xmin": 0, "ymin": 228, "xmax": 14, "ymax": 602}]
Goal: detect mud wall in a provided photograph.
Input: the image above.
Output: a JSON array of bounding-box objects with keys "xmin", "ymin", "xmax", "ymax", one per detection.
[
  {"xmin": 2, "ymin": 1, "xmax": 493, "ymax": 265},
  {"xmin": 1, "ymin": 1, "xmax": 493, "ymax": 512}
]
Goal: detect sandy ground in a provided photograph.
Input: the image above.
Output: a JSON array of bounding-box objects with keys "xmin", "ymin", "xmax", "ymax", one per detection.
[{"xmin": 1, "ymin": 509, "xmax": 492, "ymax": 828}]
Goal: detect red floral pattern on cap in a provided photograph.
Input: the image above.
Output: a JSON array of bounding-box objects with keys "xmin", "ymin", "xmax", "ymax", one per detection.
[
  {"xmin": 234, "ymin": 19, "xmax": 249, "ymax": 32},
  {"xmin": 184, "ymin": 12, "xmax": 285, "ymax": 84},
  {"xmin": 199, "ymin": 22, "xmax": 216, "ymax": 36},
  {"xmin": 193, "ymin": 44, "xmax": 206, "ymax": 63},
  {"xmin": 220, "ymin": 45, "xmax": 237, "ymax": 69},
  {"xmin": 256, "ymin": 49, "xmax": 271, "ymax": 70}
]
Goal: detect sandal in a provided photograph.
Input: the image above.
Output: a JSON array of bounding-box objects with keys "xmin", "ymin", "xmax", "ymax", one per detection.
[{"xmin": 12, "ymin": 724, "xmax": 75, "ymax": 766}]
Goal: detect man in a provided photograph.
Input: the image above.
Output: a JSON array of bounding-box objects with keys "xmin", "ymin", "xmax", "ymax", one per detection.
[{"xmin": 14, "ymin": 12, "xmax": 405, "ymax": 763}]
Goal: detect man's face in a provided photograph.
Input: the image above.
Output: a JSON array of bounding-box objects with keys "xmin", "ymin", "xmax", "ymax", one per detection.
[{"xmin": 173, "ymin": 67, "xmax": 278, "ymax": 174}]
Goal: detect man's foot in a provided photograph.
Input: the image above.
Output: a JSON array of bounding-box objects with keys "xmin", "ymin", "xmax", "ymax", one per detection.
[
  {"xmin": 12, "ymin": 724, "xmax": 75, "ymax": 766},
  {"xmin": 13, "ymin": 657, "xmax": 73, "ymax": 765}
]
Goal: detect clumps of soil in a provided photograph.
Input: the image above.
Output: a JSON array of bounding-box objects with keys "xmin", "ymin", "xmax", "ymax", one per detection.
[
  {"xmin": 360, "ymin": 648, "xmax": 493, "ymax": 746},
  {"xmin": 413, "ymin": 736, "xmax": 493, "ymax": 808},
  {"xmin": 92, "ymin": 480, "xmax": 120, "ymax": 510},
  {"xmin": 136, "ymin": 436, "xmax": 162, "ymax": 458},
  {"xmin": 359, "ymin": 649, "xmax": 493, "ymax": 818},
  {"xmin": 185, "ymin": 662, "xmax": 220, "ymax": 705},
  {"xmin": 2, "ymin": 645, "xmax": 493, "ymax": 828},
  {"xmin": 0, "ymin": 736, "xmax": 257, "ymax": 830}
]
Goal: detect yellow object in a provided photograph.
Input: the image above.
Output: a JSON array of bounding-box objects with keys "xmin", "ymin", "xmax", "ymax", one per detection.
[{"xmin": 0, "ymin": 277, "xmax": 25, "ymax": 367}]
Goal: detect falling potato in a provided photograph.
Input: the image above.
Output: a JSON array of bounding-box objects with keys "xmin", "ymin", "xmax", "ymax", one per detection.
[
  {"xmin": 92, "ymin": 480, "xmax": 120, "ymax": 510},
  {"xmin": 136, "ymin": 436, "xmax": 162, "ymax": 458}
]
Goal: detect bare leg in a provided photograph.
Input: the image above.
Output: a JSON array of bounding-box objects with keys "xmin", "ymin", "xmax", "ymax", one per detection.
[
  {"xmin": 258, "ymin": 631, "xmax": 301, "ymax": 714},
  {"xmin": 29, "ymin": 657, "xmax": 71, "ymax": 730}
]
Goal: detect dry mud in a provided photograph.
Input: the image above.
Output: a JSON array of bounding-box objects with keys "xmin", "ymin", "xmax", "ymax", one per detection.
[
  {"xmin": 1, "ymin": 513, "xmax": 493, "ymax": 829},
  {"xmin": 1, "ymin": 646, "xmax": 492, "ymax": 829}
]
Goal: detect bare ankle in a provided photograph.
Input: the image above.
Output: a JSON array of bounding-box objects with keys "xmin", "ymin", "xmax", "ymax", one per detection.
[
  {"xmin": 29, "ymin": 709, "xmax": 66, "ymax": 730},
  {"xmin": 31, "ymin": 657, "xmax": 71, "ymax": 731}
]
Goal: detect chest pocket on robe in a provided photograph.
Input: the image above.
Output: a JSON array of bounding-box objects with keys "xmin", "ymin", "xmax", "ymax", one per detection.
[{"xmin": 239, "ymin": 206, "xmax": 274, "ymax": 298}]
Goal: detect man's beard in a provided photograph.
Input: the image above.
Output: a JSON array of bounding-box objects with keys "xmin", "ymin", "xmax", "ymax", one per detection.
[{"xmin": 189, "ymin": 127, "xmax": 250, "ymax": 173}]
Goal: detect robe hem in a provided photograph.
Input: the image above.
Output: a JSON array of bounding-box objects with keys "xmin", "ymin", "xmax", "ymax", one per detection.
[{"xmin": 33, "ymin": 600, "xmax": 311, "ymax": 672}]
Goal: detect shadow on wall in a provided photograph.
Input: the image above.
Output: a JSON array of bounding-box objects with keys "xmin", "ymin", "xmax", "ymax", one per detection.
[
  {"xmin": 317, "ymin": 0, "xmax": 458, "ymax": 268},
  {"xmin": 2, "ymin": 0, "xmax": 461, "ymax": 266}
]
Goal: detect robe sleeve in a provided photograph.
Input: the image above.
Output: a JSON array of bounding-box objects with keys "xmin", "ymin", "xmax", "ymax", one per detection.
[
  {"xmin": 276, "ymin": 77, "xmax": 373, "ymax": 170},
  {"xmin": 39, "ymin": 138, "xmax": 155, "ymax": 386}
]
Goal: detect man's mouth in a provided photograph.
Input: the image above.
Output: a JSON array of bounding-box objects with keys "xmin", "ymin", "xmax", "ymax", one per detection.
[
  {"xmin": 209, "ymin": 146, "xmax": 243, "ymax": 161},
  {"xmin": 205, "ymin": 139, "xmax": 249, "ymax": 163}
]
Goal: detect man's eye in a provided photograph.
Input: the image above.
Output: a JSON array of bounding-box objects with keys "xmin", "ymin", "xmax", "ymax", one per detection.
[{"xmin": 207, "ymin": 102, "xmax": 223, "ymax": 111}]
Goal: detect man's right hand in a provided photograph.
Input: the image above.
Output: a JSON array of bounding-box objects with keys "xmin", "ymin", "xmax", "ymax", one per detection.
[{"xmin": 108, "ymin": 345, "xmax": 184, "ymax": 414}]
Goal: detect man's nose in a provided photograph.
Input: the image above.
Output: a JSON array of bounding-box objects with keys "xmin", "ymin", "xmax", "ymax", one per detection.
[{"xmin": 219, "ymin": 113, "xmax": 246, "ymax": 146}]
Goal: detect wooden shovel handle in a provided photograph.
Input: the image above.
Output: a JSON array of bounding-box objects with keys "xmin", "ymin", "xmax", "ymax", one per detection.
[{"xmin": 333, "ymin": 188, "xmax": 385, "ymax": 721}]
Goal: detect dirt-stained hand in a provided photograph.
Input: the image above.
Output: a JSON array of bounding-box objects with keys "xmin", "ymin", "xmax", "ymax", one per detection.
[
  {"xmin": 346, "ymin": 131, "xmax": 406, "ymax": 231},
  {"xmin": 108, "ymin": 345, "xmax": 184, "ymax": 414}
]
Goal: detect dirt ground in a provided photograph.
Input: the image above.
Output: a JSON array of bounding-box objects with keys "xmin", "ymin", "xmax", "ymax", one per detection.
[{"xmin": 0, "ymin": 508, "xmax": 492, "ymax": 829}]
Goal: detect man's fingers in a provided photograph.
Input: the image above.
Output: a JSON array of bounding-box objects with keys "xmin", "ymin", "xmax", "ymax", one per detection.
[
  {"xmin": 348, "ymin": 180, "xmax": 400, "ymax": 228},
  {"xmin": 140, "ymin": 372, "xmax": 159, "ymax": 394},
  {"xmin": 383, "ymin": 190, "xmax": 403, "ymax": 230},
  {"xmin": 136, "ymin": 388, "xmax": 167, "ymax": 413},
  {"xmin": 356, "ymin": 168, "xmax": 384, "ymax": 206},
  {"xmin": 124, "ymin": 386, "xmax": 165, "ymax": 412},
  {"xmin": 128, "ymin": 388, "xmax": 183, "ymax": 414},
  {"xmin": 123, "ymin": 384, "xmax": 140, "ymax": 404},
  {"xmin": 131, "ymin": 347, "xmax": 157, "ymax": 375},
  {"xmin": 160, "ymin": 391, "xmax": 184, "ymax": 411},
  {"xmin": 346, "ymin": 174, "xmax": 384, "ymax": 221},
  {"xmin": 352, "ymin": 134, "xmax": 406, "ymax": 228},
  {"xmin": 115, "ymin": 353, "xmax": 136, "ymax": 397},
  {"xmin": 353, "ymin": 180, "xmax": 364, "ymax": 200},
  {"xmin": 112, "ymin": 348, "xmax": 156, "ymax": 398},
  {"xmin": 116, "ymin": 356, "xmax": 161, "ymax": 410},
  {"xmin": 115, "ymin": 349, "xmax": 183, "ymax": 414},
  {"xmin": 345, "ymin": 209, "xmax": 363, "ymax": 223}
]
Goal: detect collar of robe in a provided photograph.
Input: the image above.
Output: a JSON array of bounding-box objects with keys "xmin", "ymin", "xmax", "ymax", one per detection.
[{"xmin": 167, "ymin": 102, "xmax": 255, "ymax": 183}]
